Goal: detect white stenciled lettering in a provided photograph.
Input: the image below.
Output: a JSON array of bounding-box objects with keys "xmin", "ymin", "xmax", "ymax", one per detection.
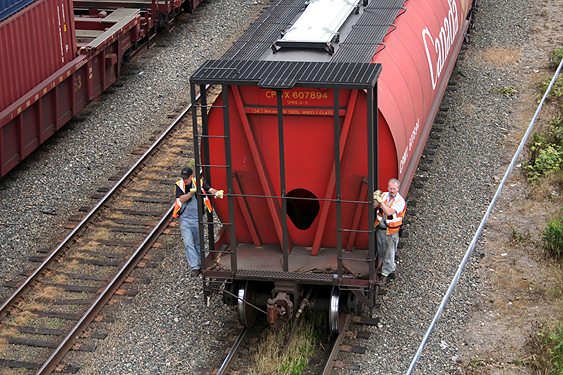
[
  {"xmin": 399, "ymin": 118, "xmax": 420, "ymax": 175},
  {"xmin": 422, "ymin": 0, "xmax": 459, "ymax": 90}
]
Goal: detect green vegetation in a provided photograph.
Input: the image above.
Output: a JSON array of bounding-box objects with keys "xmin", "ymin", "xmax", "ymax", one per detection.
[
  {"xmin": 492, "ymin": 86, "xmax": 518, "ymax": 98},
  {"xmin": 548, "ymin": 47, "xmax": 563, "ymax": 70},
  {"xmin": 527, "ymin": 322, "xmax": 563, "ymax": 375},
  {"xmin": 510, "ymin": 226, "xmax": 531, "ymax": 245},
  {"xmin": 251, "ymin": 314, "xmax": 325, "ymax": 375},
  {"xmin": 524, "ymin": 116, "xmax": 563, "ymax": 183},
  {"xmin": 541, "ymin": 47, "xmax": 563, "ymax": 101},
  {"xmin": 543, "ymin": 214, "xmax": 563, "ymax": 260},
  {"xmin": 540, "ymin": 74, "xmax": 563, "ymax": 101},
  {"xmin": 469, "ymin": 358, "xmax": 487, "ymax": 368}
]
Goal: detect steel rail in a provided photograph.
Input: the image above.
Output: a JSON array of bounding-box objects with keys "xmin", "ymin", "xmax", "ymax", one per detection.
[
  {"xmin": 0, "ymin": 87, "xmax": 204, "ymax": 317},
  {"xmin": 37, "ymin": 206, "xmax": 174, "ymax": 374},
  {"xmin": 216, "ymin": 327, "xmax": 249, "ymax": 375},
  {"xmin": 322, "ymin": 314, "xmax": 352, "ymax": 375},
  {"xmin": 406, "ymin": 58, "xmax": 563, "ymax": 374}
]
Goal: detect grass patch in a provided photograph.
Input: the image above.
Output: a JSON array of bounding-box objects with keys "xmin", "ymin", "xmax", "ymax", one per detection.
[
  {"xmin": 543, "ymin": 214, "xmax": 563, "ymax": 260},
  {"xmin": 510, "ymin": 226, "xmax": 532, "ymax": 245},
  {"xmin": 539, "ymin": 74, "xmax": 563, "ymax": 102},
  {"xmin": 548, "ymin": 47, "xmax": 563, "ymax": 70},
  {"xmin": 526, "ymin": 321, "xmax": 563, "ymax": 375},
  {"xmin": 492, "ymin": 86, "xmax": 518, "ymax": 97},
  {"xmin": 469, "ymin": 358, "xmax": 487, "ymax": 368},
  {"xmin": 251, "ymin": 313, "xmax": 325, "ymax": 375}
]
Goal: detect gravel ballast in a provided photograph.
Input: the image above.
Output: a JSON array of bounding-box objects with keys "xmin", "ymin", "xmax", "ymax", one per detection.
[
  {"xmin": 0, "ymin": 0, "xmax": 265, "ymax": 300},
  {"xmin": 1, "ymin": 0, "xmax": 560, "ymax": 374}
]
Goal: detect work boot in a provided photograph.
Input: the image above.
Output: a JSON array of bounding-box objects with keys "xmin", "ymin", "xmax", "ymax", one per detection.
[{"xmin": 190, "ymin": 269, "xmax": 201, "ymax": 278}]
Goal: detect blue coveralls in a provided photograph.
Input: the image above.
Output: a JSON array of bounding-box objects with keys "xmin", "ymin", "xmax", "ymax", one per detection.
[{"xmin": 179, "ymin": 192, "xmax": 201, "ymax": 271}]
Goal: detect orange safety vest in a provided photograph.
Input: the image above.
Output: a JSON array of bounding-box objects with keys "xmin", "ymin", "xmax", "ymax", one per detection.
[
  {"xmin": 172, "ymin": 178, "xmax": 213, "ymax": 219},
  {"xmin": 193, "ymin": 177, "xmax": 213, "ymax": 214},
  {"xmin": 172, "ymin": 179, "xmax": 186, "ymax": 219},
  {"xmin": 374, "ymin": 193, "xmax": 406, "ymax": 235}
]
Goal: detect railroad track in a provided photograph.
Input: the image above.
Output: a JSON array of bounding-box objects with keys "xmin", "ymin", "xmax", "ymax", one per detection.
[
  {"xmin": 208, "ymin": 102, "xmax": 453, "ymax": 375},
  {"xmin": 0, "ymin": 85, "xmax": 219, "ymax": 374},
  {"xmin": 212, "ymin": 312, "xmax": 379, "ymax": 375}
]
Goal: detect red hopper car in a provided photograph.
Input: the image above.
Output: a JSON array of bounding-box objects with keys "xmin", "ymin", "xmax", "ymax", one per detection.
[{"xmin": 190, "ymin": 0, "xmax": 475, "ymax": 330}]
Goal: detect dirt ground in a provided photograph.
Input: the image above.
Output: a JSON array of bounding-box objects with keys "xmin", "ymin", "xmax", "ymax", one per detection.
[{"xmin": 457, "ymin": 1, "xmax": 562, "ymax": 374}]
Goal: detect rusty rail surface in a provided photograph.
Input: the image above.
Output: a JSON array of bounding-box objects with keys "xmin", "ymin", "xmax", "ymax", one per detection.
[
  {"xmin": 322, "ymin": 314, "xmax": 353, "ymax": 375},
  {"xmin": 215, "ymin": 327, "xmax": 249, "ymax": 375}
]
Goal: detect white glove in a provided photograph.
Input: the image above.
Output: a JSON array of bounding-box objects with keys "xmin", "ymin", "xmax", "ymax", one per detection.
[
  {"xmin": 376, "ymin": 193, "xmax": 385, "ymax": 203},
  {"xmin": 214, "ymin": 190, "xmax": 224, "ymax": 199},
  {"xmin": 189, "ymin": 187, "xmax": 197, "ymax": 193},
  {"xmin": 374, "ymin": 190, "xmax": 384, "ymax": 203}
]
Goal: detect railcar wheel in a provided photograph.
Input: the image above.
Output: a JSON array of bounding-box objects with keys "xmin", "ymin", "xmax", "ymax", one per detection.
[
  {"xmin": 329, "ymin": 287, "xmax": 340, "ymax": 334},
  {"xmin": 237, "ymin": 281, "xmax": 256, "ymax": 327}
]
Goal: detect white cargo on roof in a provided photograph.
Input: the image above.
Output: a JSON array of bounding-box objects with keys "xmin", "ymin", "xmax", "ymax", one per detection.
[{"xmin": 277, "ymin": 0, "xmax": 357, "ymax": 44}]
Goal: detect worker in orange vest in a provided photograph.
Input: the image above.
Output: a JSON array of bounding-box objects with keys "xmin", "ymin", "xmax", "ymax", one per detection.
[
  {"xmin": 173, "ymin": 167, "xmax": 223, "ymax": 277},
  {"xmin": 374, "ymin": 178, "xmax": 406, "ymax": 284}
]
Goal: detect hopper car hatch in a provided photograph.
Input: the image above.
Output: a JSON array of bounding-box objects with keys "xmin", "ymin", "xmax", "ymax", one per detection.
[{"xmin": 190, "ymin": 60, "xmax": 382, "ymax": 332}]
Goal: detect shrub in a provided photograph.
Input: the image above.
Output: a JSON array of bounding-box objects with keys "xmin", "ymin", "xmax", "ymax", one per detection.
[
  {"xmin": 528, "ymin": 322, "xmax": 563, "ymax": 375},
  {"xmin": 548, "ymin": 116, "xmax": 563, "ymax": 146},
  {"xmin": 543, "ymin": 215, "xmax": 563, "ymax": 260},
  {"xmin": 525, "ymin": 138, "xmax": 563, "ymax": 183},
  {"xmin": 548, "ymin": 47, "xmax": 563, "ymax": 70},
  {"xmin": 525, "ymin": 116, "xmax": 563, "ymax": 183}
]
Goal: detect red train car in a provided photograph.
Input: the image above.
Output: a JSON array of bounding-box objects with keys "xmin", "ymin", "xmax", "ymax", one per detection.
[
  {"xmin": 0, "ymin": 0, "xmax": 204, "ymax": 178},
  {"xmin": 73, "ymin": 0, "xmax": 204, "ymax": 39},
  {"xmin": 190, "ymin": 0, "xmax": 475, "ymax": 330},
  {"xmin": 0, "ymin": 0, "xmax": 77, "ymax": 112},
  {"xmin": 0, "ymin": 0, "xmax": 143, "ymax": 177}
]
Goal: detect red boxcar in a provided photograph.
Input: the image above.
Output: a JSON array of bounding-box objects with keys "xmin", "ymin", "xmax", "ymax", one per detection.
[{"xmin": 0, "ymin": 0, "xmax": 77, "ymax": 112}]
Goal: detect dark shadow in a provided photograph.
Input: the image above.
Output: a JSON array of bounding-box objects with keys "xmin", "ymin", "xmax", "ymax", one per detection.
[{"xmin": 286, "ymin": 188, "xmax": 320, "ymax": 230}]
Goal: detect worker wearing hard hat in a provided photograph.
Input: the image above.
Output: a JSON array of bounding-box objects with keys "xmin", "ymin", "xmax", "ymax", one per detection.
[
  {"xmin": 374, "ymin": 178, "xmax": 406, "ymax": 284},
  {"xmin": 173, "ymin": 167, "xmax": 224, "ymax": 277}
]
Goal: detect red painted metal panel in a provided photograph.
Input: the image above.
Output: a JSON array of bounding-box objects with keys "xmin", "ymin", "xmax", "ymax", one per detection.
[
  {"xmin": 374, "ymin": 0, "xmax": 471, "ymax": 194},
  {"xmin": 207, "ymin": 87, "xmax": 390, "ymax": 249},
  {"xmin": 0, "ymin": 0, "xmax": 77, "ymax": 112},
  {"xmin": 205, "ymin": 0, "xmax": 473, "ymax": 251}
]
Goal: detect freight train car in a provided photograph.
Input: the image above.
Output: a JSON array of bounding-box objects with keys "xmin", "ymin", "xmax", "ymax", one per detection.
[
  {"xmin": 189, "ymin": 0, "xmax": 475, "ymax": 332},
  {"xmin": 0, "ymin": 0, "xmax": 142, "ymax": 177},
  {"xmin": 0, "ymin": 0, "xmax": 203, "ymax": 178},
  {"xmin": 73, "ymin": 0, "xmax": 204, "ymax": 42}
]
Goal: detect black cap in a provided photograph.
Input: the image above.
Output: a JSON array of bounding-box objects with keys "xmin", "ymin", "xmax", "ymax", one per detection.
[{"xmin": 181, "ymin": 167, "xmax": 193, "ymax": 179}]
